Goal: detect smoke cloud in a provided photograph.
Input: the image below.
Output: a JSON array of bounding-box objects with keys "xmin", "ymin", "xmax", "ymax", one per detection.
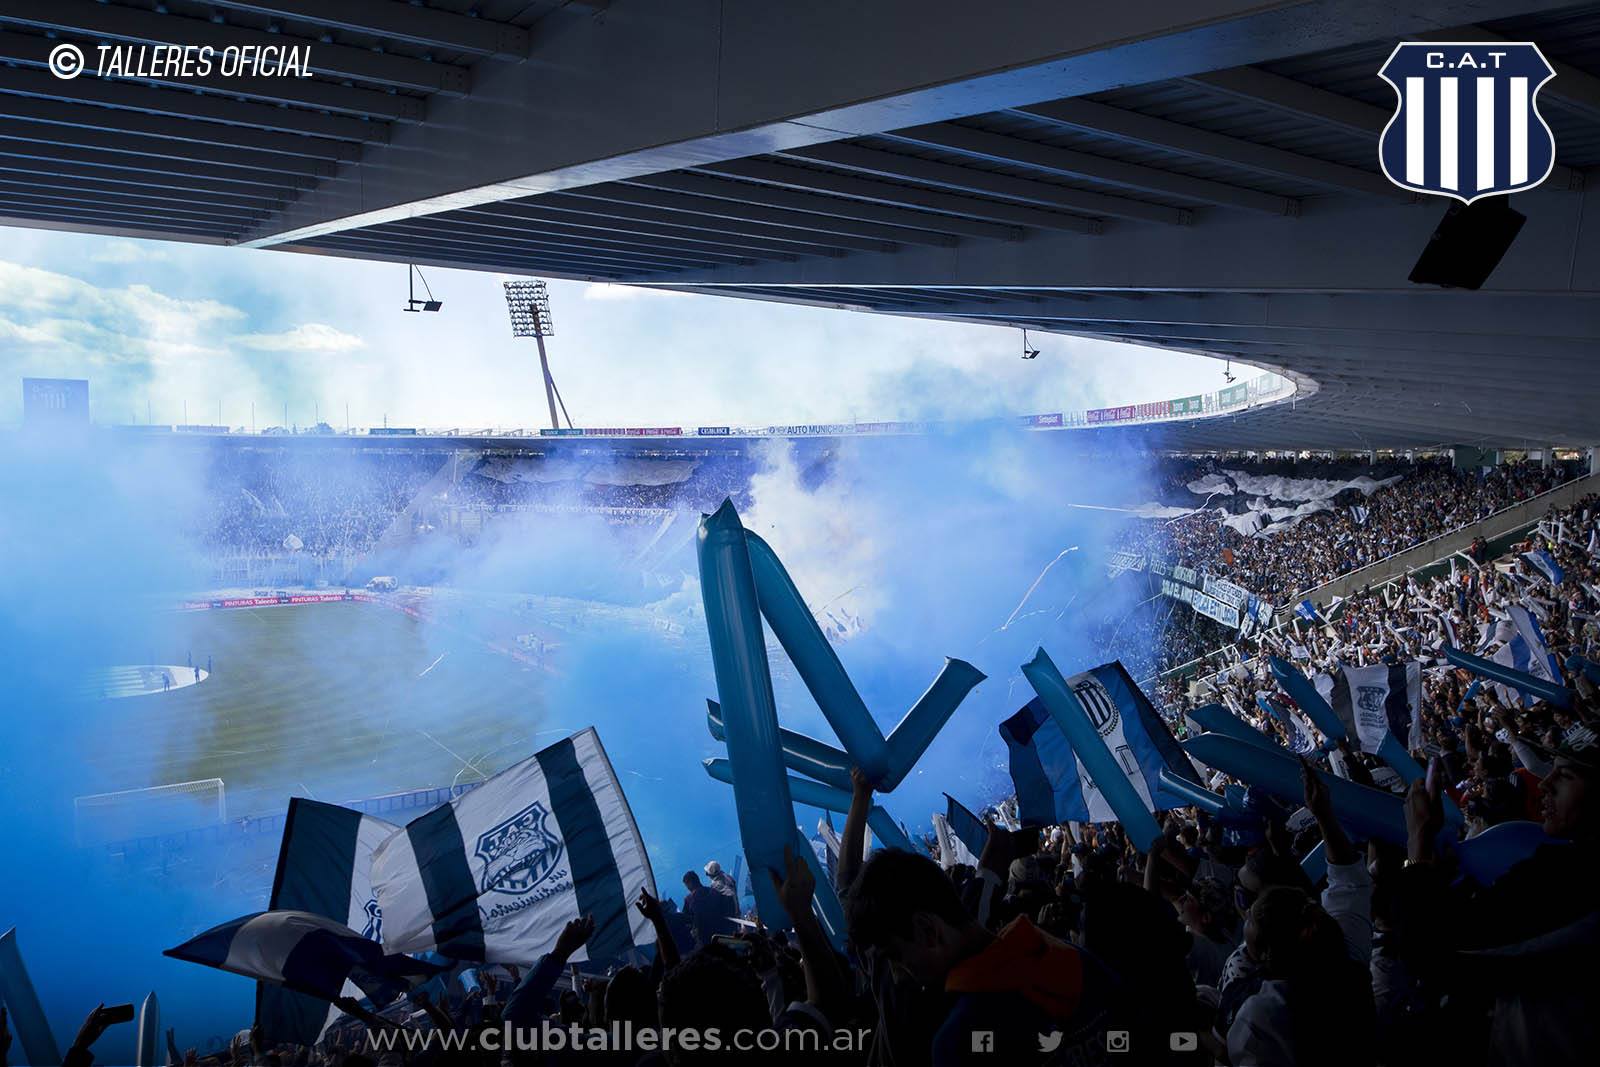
[{"xmin": 0, "ymin": 422, "xmax": 1158, "ymax": 1050}]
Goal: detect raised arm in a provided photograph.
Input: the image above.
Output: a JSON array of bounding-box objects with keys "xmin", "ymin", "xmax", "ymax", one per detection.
[
  {"xmin": 1301, "ymin": 757, "xmax": 1356, "ymax": 867},
  {"xmin": 503, "ymin": 915, "xmax": 594, "ymax": 1028},
  {"xmin": 836, "ymin": 767, "xmax": 873, "ymax": 894},
  {"xmin": 771, "ymin": 845, "xmax": 849, "ymax": 1024},
  {"xmin": 635, "ymin": 887, "xmax": 680, "ymax": 970}
]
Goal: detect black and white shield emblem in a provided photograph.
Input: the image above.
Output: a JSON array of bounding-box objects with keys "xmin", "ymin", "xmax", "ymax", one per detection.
[
  {"xmin": 1378, "ymin": 42, "xmax": 1556, "ymax": 203},
  {"xmin": 475, "ymin": 801, "xmax": 565, "ymax": 896}
]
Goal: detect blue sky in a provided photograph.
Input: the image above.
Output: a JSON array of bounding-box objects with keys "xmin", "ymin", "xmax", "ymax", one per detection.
[{"xmin": 0, "ymin": 225, "xmax": 1230, "ymax": 429}]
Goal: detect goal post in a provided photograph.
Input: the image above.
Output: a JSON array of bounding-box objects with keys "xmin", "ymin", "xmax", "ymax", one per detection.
[{"xmin": 73, "ymin": 778, "xmax": 226, "ymax": 846}]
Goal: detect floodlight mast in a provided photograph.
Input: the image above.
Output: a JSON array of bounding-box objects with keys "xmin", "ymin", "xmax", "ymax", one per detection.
[{"xmin": 502, "ymin": 280, "xmax": 565, "ymax": 431}]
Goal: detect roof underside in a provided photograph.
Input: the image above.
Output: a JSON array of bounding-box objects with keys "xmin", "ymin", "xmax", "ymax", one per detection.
[{"xmin": 0, "ymin": 0, "xmax": 1596, "ymax": 451}]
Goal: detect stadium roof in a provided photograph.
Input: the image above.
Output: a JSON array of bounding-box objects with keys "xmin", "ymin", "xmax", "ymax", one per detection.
[{"xmin": 1, "ymin": 0, "xmax": 1596, "ymax": 452}]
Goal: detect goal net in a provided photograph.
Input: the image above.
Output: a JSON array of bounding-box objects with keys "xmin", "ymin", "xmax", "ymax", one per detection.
[{"xmin": 74, "ymin": 778, "xmax": 227, "ymax": 846}]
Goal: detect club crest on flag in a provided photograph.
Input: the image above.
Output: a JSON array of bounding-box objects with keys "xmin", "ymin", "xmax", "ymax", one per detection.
[
  {"xmin": 1357, "ymin": 685, "xmax": 1387, "ymax": 715},
  {"xmin": 475, "ymin": 801, "xmax": 565, "ymax": 896},
  {"xmin": 361, "ymin": 897, "xmax": 382, "ymax": 942},
  {"xmin": 1072, "ymin": 676, "xmax": 1120, "ymax": 738},
  {"xmin": 1378, "ymin": 42, "xmax": 1556, "ymax": 203}
]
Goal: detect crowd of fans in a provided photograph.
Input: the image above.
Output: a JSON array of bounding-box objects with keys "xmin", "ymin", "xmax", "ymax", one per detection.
[
  {"xmin": 451, "ymin": 453, "xmax": 765, "ymax": 515},
  {"xmin": 17, "ymin": 456, "xmax": 1596, "ymax": 1066},
  {"xmin": 195, "ymin": 449, "xmax": 445, "ymax": 559},
  {"xmin": 1122, "ymin": 457, "xmax": 1578, "ymax": 604}
]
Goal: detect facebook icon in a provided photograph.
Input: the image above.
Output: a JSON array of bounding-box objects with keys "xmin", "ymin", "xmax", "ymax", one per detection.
[{"xmin": 970, "ymin": 1031, "xmax": 995, "ymax": 1053}]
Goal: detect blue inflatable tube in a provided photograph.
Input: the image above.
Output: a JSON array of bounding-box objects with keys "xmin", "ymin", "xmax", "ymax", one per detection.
[
  {"xmin": 1567, "ymin": 655, "xmax": 1600, "ymax": 686},
  {"xmin": 697, "ymin": 500, "xmax": 800, "ymax": 929},
  {"xmin": 1188, "ymin": 703, "xmax": 1281, "ymax": 754},
  {"xmin": 745, "ymin": 531, "xmax": 890, "ymax": 778},
  {"xmin": 707, "ymin": 701, "xmax": 854, "ymax": 792},
  {"xmin": 1183, "ymin": 734, "xmax": 1407, "ymax": 846},
  {"xmin": 791, "ymin": 826, "xmax": 848, "ymax": 949},
  {"xmin": 1456, "ymin": 679, "xmax": 1484, "ymax": 713},
  {"xmin": 1444, "ymin": 644, "xmax": 1573, "ymax": 708},
  {"xmin": 867, "ymin": 805, "xmax": 918, "ymax": 855},
  {"xmin": 1156, "ymin": 766, "xmax": 1226, "ymax": 815},
  {"xmin": 1023, "ymin": 647, "xmax": 1163, "ymax": 852},
  {"xmin": 704, "ymin": 760, "xmax": 918, "ymax": 856},
  {"xmin": 704, "ymin": 758, "xmax": 853, "ymax": 813},
  {"xmin": 879, "ymin": 658, "xmax": 986, "ymax": 792},
  {"xmin": 1268, "ymin": 657, "xmax": 1348, "ymax": 743},
  {"xmin": 1452, "ymin": 820, "xmax": 1555, "ymax": 886}
]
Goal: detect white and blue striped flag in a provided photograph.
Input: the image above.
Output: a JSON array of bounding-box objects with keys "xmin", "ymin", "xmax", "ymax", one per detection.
[
  {"xmin": 257, "ymin": 800, "xmax": 399, "ymax": 1045},
  {"xmin": 1493, "ymin": 604, "xmax": 1562, "ymax": 702},
  {"xmin": 1295, "ymin": 599, "xmax": 1322, "ymax": 624},
  {"xmin": 1313, "ymin": 661, "xmax": 1422, "ymax": 755},
  {"xmin": 1000, "ymin": 662, "xmax": 1199, "ymax": 825},
  {"xmin": 372, "ymin": 728, "xmax": 655, "ymax": 964},
  {"xmin": 1522, "ymin": 548, "xmax": 1565, "ymax": 585},
  {"xmin": 165, "ymin": 911, "xmax": 442, "ymax": 1005}
]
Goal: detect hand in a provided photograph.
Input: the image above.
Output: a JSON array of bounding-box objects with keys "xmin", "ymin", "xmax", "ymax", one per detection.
[
  {"xmin": 1299, "ymin": 757, "xmax": 1333, "ymax": 820},
  {"xmin": 634, "ymin": 887, "xmax": 663, "ymax": 923},
  {"xmin": 739, "ymin": 930, "xmax": 777, "ymax": 972},
  {"xmin": 769, "ymin": 844, "xmax": 815, "ymax": 918},
  {"xmin": 554, "ymin": 914, "xmax": 595, "ymax": 959},
  {"xmin": 849, "ymin": 766, "xmax": 874, "ymax": 798},
  {"xmin": 1404, "ymin": 775, "xmax": 1444, "ymax": 863},
  {"xmin": 72, "ymin": 1004, "xmax": 126, "ymax": 1053}
]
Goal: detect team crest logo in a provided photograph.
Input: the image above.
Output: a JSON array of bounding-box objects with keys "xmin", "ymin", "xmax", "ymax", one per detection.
[
  {"xmin": 475, "ymin": 801, "xmax": 565, "ymax": 896},
  {"xmin": 1071, "ymin": 676, "xmax": 1120, "ymax": 739},
  {"xmin": 1378, "ymin": 42, "xmax": 1556, "ymax": 203},
  {"xmin": 1356, "ymin": 686, "xmax": 1387, "ymax": 715},
  {"xmin": 361, "ymin": 897, "xmax": 382, "ymax": 942}
]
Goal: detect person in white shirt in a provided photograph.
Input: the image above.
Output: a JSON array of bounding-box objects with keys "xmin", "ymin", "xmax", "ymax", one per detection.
[{"xmin": 1228, "ymin": 759, "xmax": 1376, "ymax": 1067}]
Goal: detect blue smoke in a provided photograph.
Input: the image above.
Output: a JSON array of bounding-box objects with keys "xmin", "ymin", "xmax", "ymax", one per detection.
[{"xmin": 0, "ymin": 423, "xmax": 1158, "ymax": 1054}]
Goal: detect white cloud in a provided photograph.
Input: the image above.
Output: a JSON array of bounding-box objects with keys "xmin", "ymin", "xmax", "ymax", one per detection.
[
  {"xmin": 0, "ymin": 226, "xmax": 1233, "ymax": 431},
  {"xmin": 89, "ymin": 240, "xmax": 171, "ymax": 266},
  {"xmin": 580, "ymin": 283, "xmax": 689, "ymax": 301},
  {"xmin": 235, "ymin": 323, "xmax": 366, "ymax": 354}
]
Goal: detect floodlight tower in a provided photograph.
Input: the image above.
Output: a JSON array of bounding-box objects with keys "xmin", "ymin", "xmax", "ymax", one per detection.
[{"xmin": 503, "ymin": 279, "xmax": 569, "ymax": 430}]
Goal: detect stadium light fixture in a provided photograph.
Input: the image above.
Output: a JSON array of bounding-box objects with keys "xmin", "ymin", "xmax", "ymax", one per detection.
[
  {"xmin": 503, "ymin": 279, "xmax": 572, "ymax": 431},
  {"xmin": 403, "ymin": 264, "xmax": 443, "ymax": 313}
]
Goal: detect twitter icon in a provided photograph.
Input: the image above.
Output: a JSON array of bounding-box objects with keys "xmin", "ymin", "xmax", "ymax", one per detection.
[{"xmin": 1038, "ymin": 1032, "xmax": 1063, "ymax": 1053}]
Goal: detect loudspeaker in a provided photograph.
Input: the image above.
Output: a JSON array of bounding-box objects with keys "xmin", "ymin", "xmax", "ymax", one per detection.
[{"xmin": 1409, "ymin": 197, "xmax": 1526, "ymax": 290}]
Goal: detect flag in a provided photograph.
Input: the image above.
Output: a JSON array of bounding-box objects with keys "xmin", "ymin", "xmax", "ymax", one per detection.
[
  {"xmin": 1258, "ymin": 696, "xmax": 1318, "ymax": 755},
  {"xmin": 1002, "ymin": 664, "xmax": 1199, "ymax": 825},
  {"xmin": 1001, "ymin": 697, "xmax": 1096, "ymax": 823},
  {"xmin": 1295, "ymin": 599, "xmax": 1321, "ymax": 623},
  {"xmin": 257, "ymin": 800, "xmax": 399, "ymax": 1045},
  {"xmin": 1351, "ymin": 505, "xmax": 1371, "ymax": 526},
  {"xmin": 1587, "ymin": 527, "xmax": 1597, "ymax": 557},
  {"xmin": 941, "ymin": 794, "xmax": 986, "ymax": 865},
  {"xmin": 816, "ymin": 816, "xmax": 842, "ymax": 881},
  {"xmin": 1313, "ymin": 662, "xmax": 1422, "ymax": 755},
  {"xmin": 1500, "ymin": 603, "xmax": 1561, "ymax": 687},
  {"xmin": 371, "ymin": 728, "xmax": 655, "ymax": 964},
  {"xmin": 0, "ymin": 928, "xmax": 62, "ymax": 1067},
  {"xmin": 1522, "ymin": 548, "xmax": 1565, "ymax": 585},
  {"xmin": 165, "ymin": 912, "xmax": 443, "ymax": 1005}
]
